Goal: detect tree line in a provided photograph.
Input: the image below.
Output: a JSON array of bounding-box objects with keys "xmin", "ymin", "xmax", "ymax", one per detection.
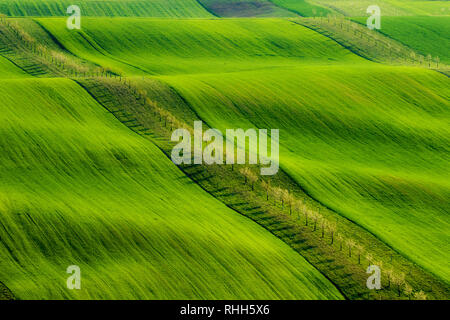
[{"xmin": 238, "ymin": 166, "xmax": 427, "ymax": 300}]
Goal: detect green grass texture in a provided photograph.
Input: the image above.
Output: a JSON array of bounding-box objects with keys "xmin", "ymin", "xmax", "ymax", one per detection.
[
  {"xmin": 354, "ymin": 16, "xmax": 450, "ymax": 64},
  {"xmin": 0, "ymin": 0, "xmax": 212, "ymax": 17},
  {"xmin": 34, "ymin": 17, "xmax": 450, "ymax": 283},
  {"xmin": 271, "ymin": 0, "xmax": 332, "ymax": 17},
  {"xmin": 36, "ymin": 17, "xmax": 365, "ymax": 76},
  {"xmin": 312, "ymin": 0, "xmax": 450, "ymax": 16},
  {"xmin": 0, "ymin": 75, "xmax": 344, "ymax": 299},
  {"xmin": 197, "ymin": 0, "xmax": 297, "ymax": 17}
]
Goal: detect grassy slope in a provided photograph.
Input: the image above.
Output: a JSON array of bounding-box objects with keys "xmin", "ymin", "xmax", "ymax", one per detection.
[
  {"xmin": 0, "ymin": 0, "xmax": 211, "ymax": 17},
  {"xmin": 313, "ymin": 0, "xmax": 450, "ymax": 16},
  {"xmin": 37, "ymin": 17, "xmax": 363, "ymax": 76},
  {"xmin": 0, "ymin": 74, "xmax": 344, "ymax": 299},
  {"xmin": 160, "ymin": 66, "xmax": 450, "ymax": 282},
  {"xmin": 197, "ymin": 0, "xmax": 332, "ymax": 17},
  {"xmin": 271, "ymin": 0, "xmax": 332, "ymax": 17},
  {"xmin": 36, "ymin": 18, "xmax": 450, "ymax": 283},
  {"xmin": 0, "ymin": 55, "xmax": 27, "ymax": 78},
  {"xmin": 353, "ymin": 16, "xmax": 450, "ymax": 64},
  {"xmin": 197, "ymin": 0, "xmax": 297, "ymax": 17}
]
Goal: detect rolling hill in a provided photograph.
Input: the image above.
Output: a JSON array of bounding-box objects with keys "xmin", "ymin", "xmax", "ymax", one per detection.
[
  {"xmin": 0, "ymin": 69, "xmax": 344, "ymax": 299},
  {"xmin": 271, "ymin": 0, "xmax": 332, "ymax": 17},
  {"xmin": 31, "ymin": 17, "xmax": 450, "ymax": 283},
  {"xmin": 197, "ymin": 0, "xmax": 297, "ymax": 17},
  {"xmin": 353, "ymin": 16, "xmax": 450, "ymax": 64},
  {"xmin": 0, "ymin": 0, "xmax": 212, "ymax": 17},
  {"xmin": 35, "ymin": 17, "xmax": 365, "ymax": 76},
  {"xmin": 312, "ymin": 0, "xmax": 450, "ymax": 16},
  {"xmin": 0, "ymin": 0, "xmax": 448, "ymax": 300}
]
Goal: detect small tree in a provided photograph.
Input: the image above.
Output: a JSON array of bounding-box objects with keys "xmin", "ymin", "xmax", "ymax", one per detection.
[
  {"xmin": 346, "ymin": 239, "xmax": 356, "ymax": 257},
  {"xmin": 403, "ymin": 284, "xmax": 413, "ymax": 300},
  {"xmin": 239, "ymin": 167, "xmax": 251, "ymax": 185},
  {"xmin": 271, "ymin": 187, "xmax": 282, "ymax": 205},
  {"xmin": 248, "ymin": 170, "xmax": 258, "ymax": 191},
  {"xmin": 418, "ymin": 55, "xmax": 424, "ymax": 65},
  {"xmin": 385, "ymin": 269, "xmax": 393, "ymax": 288},
  {"xmin": 427, "ymin": 54, "xmax": 432, "ymax": 68},
  {"xmin": 328, "ymin": 223, "xmax": 337, "ymax": 245},
  {"xmin": 294, "ymin": 200, "xmax": 302, "ymax": 220},
  {"xmin": 435, "ymin": 56, "xmax": 440, "ymax": 68},
  {"xmin": 392, "ymin": 273, "xmax": 405, "ymax": 297},
  {"xmin": 355, "ymin": 244, "xmax": 364, "ymax": 264},
  {"xmin": 365, "ymin": 253, "xmax": 373, "ymax": 267},
  {"xmin": 311, "ymin": 212, "xmax": 319, "ymax": 231},
  {"xmin": 320, "ymin": 217, "xmax": 327, "ymax": 238},
  {"xmin": 261, "ymin": 180, "xmax": 270, "ymax": 201},
  {"xmin": 304, "ymin": 209, "xmax": 310, "ymax": 226},
  {"xmin": 413, "ymin": 290, "xmax": 427, "ymax": 300},
  {"xmin": 336, "ymin": 234, "xmax": 344, "ymax": 251},
  {"xmin": 280, "ymin": 189, "xmax": 289, "ymax": 210},
  {"xmin": 410, "ymin": 51, "xmax": 416, "ymax": 64},
  {"xmin": 286, "ymin": 193, "xmax": 295, "ymax": 215}
]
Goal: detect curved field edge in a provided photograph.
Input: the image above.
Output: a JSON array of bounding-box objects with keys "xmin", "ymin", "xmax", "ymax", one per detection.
[{"xmin": 0, "ymin": 76, "xmax": 344, "ymax": 300}]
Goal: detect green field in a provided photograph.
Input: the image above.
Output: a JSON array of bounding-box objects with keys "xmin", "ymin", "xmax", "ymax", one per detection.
[
  {"xmin": 32, "ymin": 17, "xmax": 450, "ymax": 283},
  {"xmin": 355, "ymin": 16, "xmax": 450, "ymax": 64},
  {"xmin": 272, "ymin": 0, "xmax": 332, "ymax": 17},
  {"xmin": 36, "ymin": 17, "xmax": 364, "ymax": 76},
  {"xmin": 0, "ymin": 56, "xmax": 27, "ymax": 78},
  {"xmin": 0, "ymin": 68, "xmax": 344, "ymax": 299},
  {"xmin": 161, "ymin": 66, "xmax": 450, "ymax": 282},
  {"xmin": 0, "ymin": 0, "xmax": 449, "ymax": 301},
  {"xmin": 313, "ymin": 0, "xmax": 450, "ymax": 16},
  {"xmin": 197, "ymin": 0, "xmax": 296, "ymax": 17},
  {"xmin": 0, "ymin": 0, "xmax": 211, "ymax": 17}
]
